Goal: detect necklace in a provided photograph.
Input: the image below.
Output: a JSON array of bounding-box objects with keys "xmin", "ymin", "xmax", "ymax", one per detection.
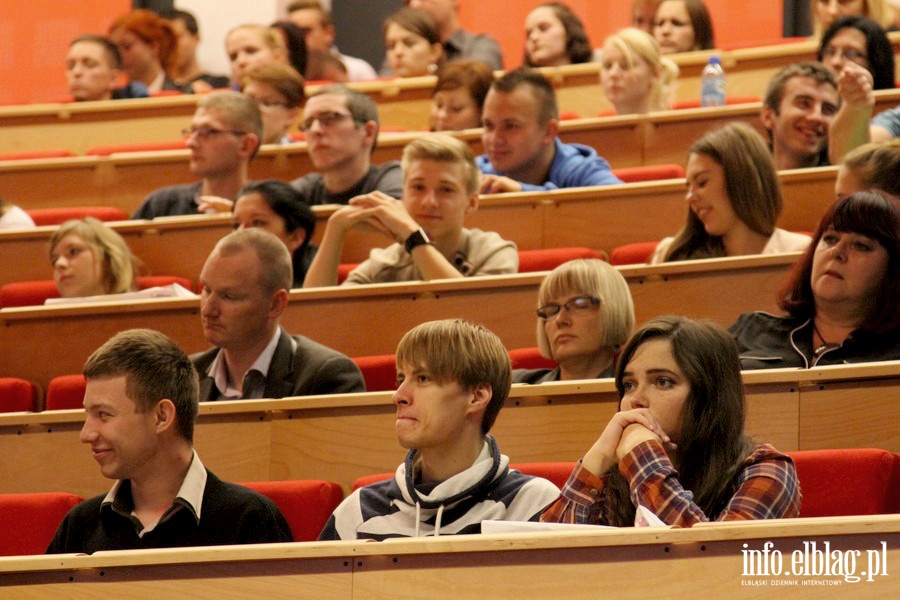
[{"xmin": 812, "ymin": 322, "xmax": 841, "ymax": 357}]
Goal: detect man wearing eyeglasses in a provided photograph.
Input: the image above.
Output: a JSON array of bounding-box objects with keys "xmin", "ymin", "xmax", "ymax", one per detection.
[
  {"xmin": 290, "ymin": 85, "xmax": 403, "ymax": 205},
  {"xmin": 132, "ymin": 91, "xmax": 262, "ymax": 219}
]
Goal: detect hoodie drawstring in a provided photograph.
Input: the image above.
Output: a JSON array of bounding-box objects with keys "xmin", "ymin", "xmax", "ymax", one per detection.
[
  {"xmin": 434, "ymin": 504, "xmax": 444, "ymax": 537},
  {"xmin": 414, "ymin": 502, "xmax": 421, "ymax": 537}
]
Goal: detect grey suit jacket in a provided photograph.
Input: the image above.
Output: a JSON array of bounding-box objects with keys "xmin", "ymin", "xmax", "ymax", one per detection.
[{"xmin": 191, "ymin": 330, "xmax": 366, "ymax": 401}]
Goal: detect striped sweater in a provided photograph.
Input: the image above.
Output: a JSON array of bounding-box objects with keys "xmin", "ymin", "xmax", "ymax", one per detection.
[{"xmin": 318, "ymin": 435, "xmax": 560, "ymax": 540}]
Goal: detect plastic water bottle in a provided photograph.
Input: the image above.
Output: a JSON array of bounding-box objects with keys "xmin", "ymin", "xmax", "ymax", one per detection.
[{"xmin": 701, "ymin": 56, "xmax": 726, "ymax": 107}]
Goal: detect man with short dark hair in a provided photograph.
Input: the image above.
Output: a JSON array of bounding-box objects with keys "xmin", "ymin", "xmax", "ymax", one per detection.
[
  {"xmin": 291, "ymin": 84, "xmax": 403, "ymax": 204},
  {"xmin": 46, "ymin": 328, "xmax": 293, "ymax": 554},
  {"xmin": 133, "ymin": 91, "xmax": 262, "ymax": 219},
  {"xmin": 761, "ymin": 62, "xmax": 840, "ymax": 170},
  {"xmin": 66, "ymin": 34, "xmax": 146, "ymax": 101},
  {"xmin": 193, "ymin": 228, "xmax": 365, "ymax": 401},
  {"xmin": 318, "ymin": 319, "xmax": 559, "ymax": 540},
  {"xmin": 287, "ymin": 0, "xmax": 377, "ymax": 81},
  {"xmin": 478, "ymin": 68, "xmax": 622, "ymax": 193},
  {"xmin": 163, "ymin": 9, "xmax": 230, "ymax": 91}
]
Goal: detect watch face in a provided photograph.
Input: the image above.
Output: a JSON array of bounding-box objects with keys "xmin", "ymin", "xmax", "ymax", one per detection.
[{"xmin": 405, "ymin": 229, "xmax": 430, "ymax": 253}]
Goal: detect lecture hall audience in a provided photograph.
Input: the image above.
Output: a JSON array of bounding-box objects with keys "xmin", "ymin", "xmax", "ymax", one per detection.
[
  {"xmin": 523, "ymin": 2, "xmax": 593, "ymax": 68},
  {"xmin": 231, "ymin": 179, "xmax": 318, "ymax": 287},
  {"xmin": 730, "ymin": 191, "xmax": 900, "ymax": 369},
  {"xmin": 132, "ymin": 91, "xmax": 262, "ymax": 219},
  {"xmin": 652, "ymin": 0, "xmax": 715, "ymax": 54},
  {"xmin": 303, "ymin": 134, "xmax": 518, "ymax": 287},
  {"xmin": 514, "ymin": 259, "xmax": 635, "ymax": 384},
  {"xmin": 650, "ymin": 123, "xmax": 811, "ymax": 264},
  {"xmin": 478, "ymin": 68, "xmax": 622, "ymax": 193},
  {"xmin": 600, "ymin": 27, "xmax": 679, "ymax": 115},
  {"xmin": 382, "ymin": 8, "xmax": 445, "ymax": 78},
  {"xmin": 108, "ymin": 9, "xmax": 183, "ymax": 94},
  {"xmin": 541, "ymin": 316, "xmax": 801, "ymax": 526},
  {"xmin": 49, "ymin": 218, "xmax": 138, "ymax": 300},
  {"xmin": 430, "ymin": 59, "xmax": 493, "ymax": 131}
]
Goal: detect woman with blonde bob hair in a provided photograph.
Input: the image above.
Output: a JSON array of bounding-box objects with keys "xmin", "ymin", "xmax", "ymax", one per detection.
[
  {"xmin": 49, "ymin": 218, "xmax": 139, "ymax": 298},
  {"xmin": 651, "ymin": 123, "xmax": 811, "ymax": 263},
  {"xmin": 836, "ymin": 139, "xmax": 900, "ymax": 198},
  {"xmin": 601, "ymin": 27, "xmax": 679, "ymax": 115},
  {"xmin": 514, "ymin": 259, "xmax": 635, "ymax": 384}
]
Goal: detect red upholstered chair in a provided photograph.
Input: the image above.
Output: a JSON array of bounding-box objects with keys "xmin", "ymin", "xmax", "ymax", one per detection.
[
  {"xmin": 0, "ymin": 150, "xmax": 75, "ymax": 161},
  {"xmin": 0, "ymin": 492, "xmax": 83, "ymax": 556},
  {"xmin": 0, "ymin": 275, "xmax": 193, "ymax": 308},
  {"xmin": 85, "ymin": 139, "xmax": 187, "ymax": 156},
  {"xmin": 336, "ymin": 262, "xmax": 358, "ymax": 284},
  {"xmin": 508, "ymin": 347, "xmax": 557, "ymax": 371},
  {"xmin": 0, "ymin": 377, "xmax": 40, "ymax": 413},
  {"xmin": 352, "ymin": 355, "xmax": 397, "ymax": 392},
  {"xmin": 612, "ymin": 164, "xmax": 685, "ymax": 183},
  {"xmin": 45, "ymin": 374, "xmax": 86, "ymax": 411},
  {"xmin": 610, "ymin": 241, "xmax": 660, "ymax": 265},
  {"xmin": 517, "ymin": 247, "xmax": 606, "ymax": 273},
  {"xmin": 26, "ymin": 206, "xmax": 129, "ymax": 226},
  {"xmin": 788, "ymin": 449, "xmax": 900, "ymax": 517},
  {"xmin": 239, "ymin": 480, "xmax": 343, "ymax": 542},
  {"xmin": 558, "ymin": 110, "xmax": 582, "ymax": 120}
]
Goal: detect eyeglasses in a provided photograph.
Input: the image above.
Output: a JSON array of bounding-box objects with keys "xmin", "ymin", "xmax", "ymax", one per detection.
[
  {"xmin": 182, "ymin": 127, "xmax": 248, "ymax": 140},
  {"xmin": 537, "ymin": 296, "xmax": 600, "ymax": 321},
  {"xmin": 821, "ymin": 46, "xmax": 867, "ymax": 64},
  {"xmin": 300, "ymin": 111, "xmax": 355, "ymax": 132}
]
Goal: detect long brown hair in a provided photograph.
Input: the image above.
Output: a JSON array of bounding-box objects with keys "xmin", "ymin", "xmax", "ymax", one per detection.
[{"xmin": 604, "ymin": 316, "xmax": 754, "ymax": 526}]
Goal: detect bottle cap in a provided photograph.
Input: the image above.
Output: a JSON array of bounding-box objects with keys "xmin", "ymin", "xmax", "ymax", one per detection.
[{"xmin": 709, "ymin": 56, "xmax": 721, "ymax": 65}]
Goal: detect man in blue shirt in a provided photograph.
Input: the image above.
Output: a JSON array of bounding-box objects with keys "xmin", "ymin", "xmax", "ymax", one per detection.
[{"xmin": 478, "ymin": 68, "xmax": 622, "ymax": 193}]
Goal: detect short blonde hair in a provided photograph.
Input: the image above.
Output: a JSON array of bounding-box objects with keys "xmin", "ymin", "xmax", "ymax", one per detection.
[
  {"xmin": 535, "ymin": 259, "xmax": 635, "ymax": 359},
  {"xmin": 396, "ymin": 319, "xmax": 510, "ymax": 435},
  {"xmin": 401, "ymin": 133, "xmax": 479, "ymax": 196},
  {"xmin": 49, "ymin": 218, "xmax": 139, "ymax": 295},
  {"xmin": 842, "ymin": 139, "xmax": 900, "ymax": 197},
  {"xmin": 603, "ymin": 27, "xmax": 679, "ymax": 112}
]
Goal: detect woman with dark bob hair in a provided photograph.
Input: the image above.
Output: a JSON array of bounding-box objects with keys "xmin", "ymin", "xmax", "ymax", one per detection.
[
  {"xmin": 817, "ymin": 16, "xmax": 895, "ymax": 90},
  {"xmin": 653, "ymin": 0, "xmax": 715, "ymax": 54},
  {"xmin": 542, "ymin": 316, "xmax": 800, "ymax": 526},
  {"xmin": 430, "ymin": 59, "xmax": 494, "ymax": 132},
  {"xmin": 232, "ymin": 180, "xmax": 317, "ymax": 286},
  {"xmin": 524, "ymin": 2, "xmax": 593, "ymax": 67},
  {"xmin": 730, "ymin": 191, "xmax": 900, "ymax": 369}
]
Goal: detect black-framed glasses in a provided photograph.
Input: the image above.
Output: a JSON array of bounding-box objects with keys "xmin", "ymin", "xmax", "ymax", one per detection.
[
  {"xmin": 537, "ymin": 296, "xmax": 600, "ymax": 321},
  {"xmin": 300, "ymin": 111, "xmax": 355, "ymax": 132},
  {"xmin": 181, "ymin": 127, "xmax": 248, "ymax": 140}
]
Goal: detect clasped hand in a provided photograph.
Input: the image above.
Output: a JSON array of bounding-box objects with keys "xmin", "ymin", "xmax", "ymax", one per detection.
[{"xmin": 329, "ymin": 191, "xmax": 418, "ymax": 242}]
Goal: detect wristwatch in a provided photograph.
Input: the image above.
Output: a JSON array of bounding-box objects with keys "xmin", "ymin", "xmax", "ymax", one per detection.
[{"xmin": 404, "ymin": 228, "xmax": 431, "ymax": 253}]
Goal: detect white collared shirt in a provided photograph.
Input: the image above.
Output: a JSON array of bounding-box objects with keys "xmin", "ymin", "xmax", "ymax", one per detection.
[{"xmin": 206, "ymin": 328, "xmax": 289, "ymax": 400}]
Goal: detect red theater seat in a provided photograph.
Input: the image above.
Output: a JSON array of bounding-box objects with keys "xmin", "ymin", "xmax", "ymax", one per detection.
[
  {"xmin": 45, "ymin": 375, "xmax": 86, "ymax": 411},
  {"xmin": 26, "ymin": 206, "xmax": 129, "ymax": 226},
  {"xmin": 239, "ymin": 480, "xmax": 343, "ymax": 542},
  {"xmin": 352, "ymin": 355, "xmax": 397, "ymax": 392},
  {"xmin": 517, "ymin": 247, "xmax": 606, "ymax": 272},
  {"xmin": 789, "ymin": 448, "xmax": 900, "ymax": 517},
  {"xmin": 610, "ymin": 241, "xmax": 660, "ymax": 265},
  {"xmin": 0, "ymin": 492, "xmax": 83, "ymax": 556},
  {"xmin": 1, "ymin": 275, "xmax": 193, "ymax": 308},
  {"xmin": 508, "ymin": 347, "xmax": 557, "ymax": 371},
  {"xmin": 0, "ymin": 149, "xmax": 75, "ymax": 161},
  {"xmin": 0, "ymin": 377, "xmax": 40, "ymax": 412},
  {"xmin": 612, "ymin": 164, "xmax": 685, "ymax": 183}
]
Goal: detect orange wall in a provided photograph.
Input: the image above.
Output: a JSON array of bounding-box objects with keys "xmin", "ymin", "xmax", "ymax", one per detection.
[
  {"xmin": 0, "ymin": 0, "xmax": 129, "ymax": 105},
  {"xmin": 459, "ymin": 0, "xmax": 784, "ymax": 70}
]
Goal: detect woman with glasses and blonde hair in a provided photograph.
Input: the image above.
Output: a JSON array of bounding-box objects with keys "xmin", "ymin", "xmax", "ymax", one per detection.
[
  {"xmin": 600, "ymin": 27, "xmax": 679, "ymax": 115},
  {"xmin": 49, "ymin": 218, "xmax": 139, "ymax": 299},
  {"xmin": 514, "ymin": 259, "xmax": 635, "ymax": 384}
]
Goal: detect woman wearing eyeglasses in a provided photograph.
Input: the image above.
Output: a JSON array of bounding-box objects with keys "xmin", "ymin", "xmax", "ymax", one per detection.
[
  {"xmin": 817, "ymin": 16, "xmax": 895, "ymax": 90},
  {"xmin": 514, "ymin": 259, "xmax": 635, "ymax": 384}
]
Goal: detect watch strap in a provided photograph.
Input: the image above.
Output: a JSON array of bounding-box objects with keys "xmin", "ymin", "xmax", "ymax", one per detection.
[{"xmin": 404, "ymin": 228, "xmax": 431, "ymax": 253}]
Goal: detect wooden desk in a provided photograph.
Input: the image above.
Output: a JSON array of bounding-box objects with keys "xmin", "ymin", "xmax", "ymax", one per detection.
[
  {"xmin": 0, "ymin": 254, "xmax": 796, "ymax": 391},
  {"xmin": 0, "ymin": 514, "xmax": 896, "ymax": 598},
  {"xmin": 0, "ymin": 361, "xmax": 896, "ymax": 498}
]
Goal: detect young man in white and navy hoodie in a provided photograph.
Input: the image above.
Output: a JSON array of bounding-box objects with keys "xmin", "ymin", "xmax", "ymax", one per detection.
[{"xmin": 318, "ymin": 319, "xmax": 560, "ymax": 540}]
